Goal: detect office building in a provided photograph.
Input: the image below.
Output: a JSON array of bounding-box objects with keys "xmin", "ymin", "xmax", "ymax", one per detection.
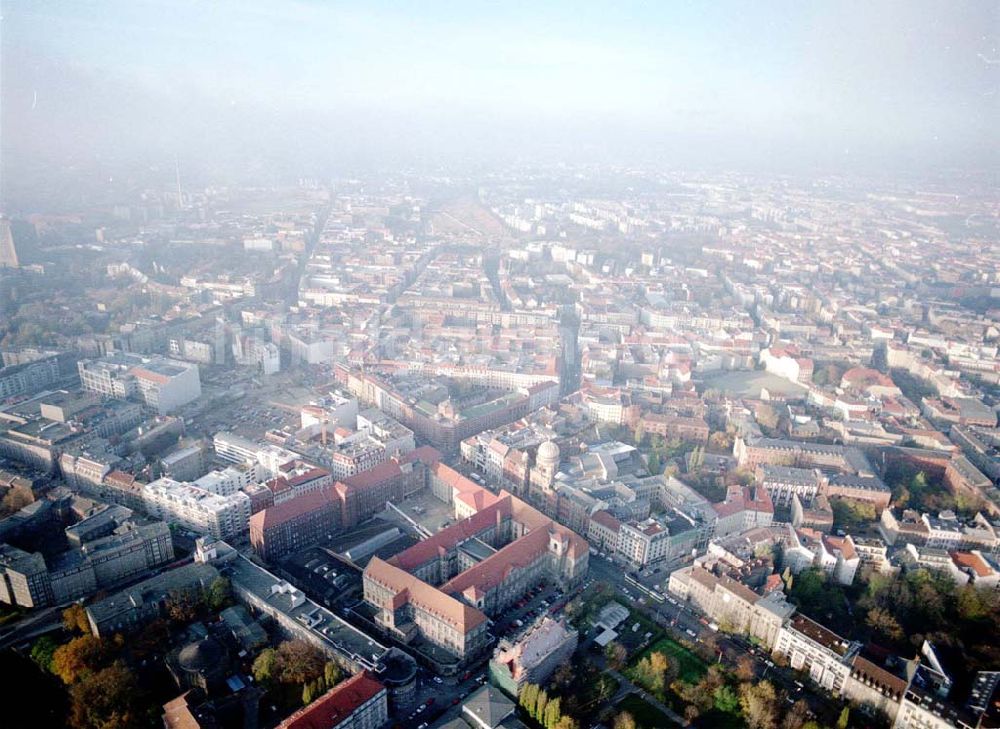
[{"xmin": 78, "ymin": 354, "xmax": 201, "ymax": 414}]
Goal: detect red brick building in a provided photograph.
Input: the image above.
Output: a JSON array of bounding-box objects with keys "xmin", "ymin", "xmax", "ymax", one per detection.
[{"xmin": 249, "ymin": 487, "xmax": 340, "ymax": 562}]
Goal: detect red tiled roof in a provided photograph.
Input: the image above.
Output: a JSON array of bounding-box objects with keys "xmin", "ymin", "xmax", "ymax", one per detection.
[
  {"xmin": 590, "ymin": 510, "xmax": 622, "ymax": 532},
  {"xmin": 162, "ymin": 693, "xmax": 201, "ymax": 729},
  {"xmin": 764, "ymin": 574, "xmax": 784, "ymax": 593},
  {"xmin": 456, "ymin": 489, "xmax": 500, "ymax": 512},
  {"xmin": 950, "ymin": 550, "xmax": 993, "ymax": 578},
  {"xmin": 104, "ymin": 470, "xmax": 142, "ymax": 490},
  {"xmin": 841, "ymin": 367, "xmax": 896, "ymax": 390},
  {"xmin": 128, "ymin": 366, "xmax": 172, "ymax": 385},
  {"xmin": 365, "ymin": 557, "xmax": 487, "ymax": 632},
  {"xmin": 266, "ymin": 476, "xmax": 292, "ymax": 496},
  {"xmin": 288, "ymin": 467, "xmax": 331, "ymax": 487},
  {"xmin": 713, "ymin": 485, "xmax": 773, "ymax": 518},
  {"xmin": 824, "ymin": 535, "xmax": 857, "ymax": 561},
  {"xmin": 250, "ymin": 487, "xmax": 337, "ymax": 531},
  {"xmin": 340, "ymin": 461, "xmax": 402, "ymax": 491},
  {"xmin": 400, "ymin": 445, "xmax": 442, "ymax": 466},
  {"xmin": 441, "ymin": 527, "xmax": 552, "ymax": 597},
  {"xmin": 850, "ymin": 656, "xmax": 907, "ymax": 697},
  {"xmin": 431, "ymin": 462, "xmax": 481, "ymax": 495},
  {"xmin": 278, "ymin": 672, "xmax": 385, "ymax": 729},
  {"xmin": 390, "ymin": 498, "xmax": 512, "ymax": 571}
]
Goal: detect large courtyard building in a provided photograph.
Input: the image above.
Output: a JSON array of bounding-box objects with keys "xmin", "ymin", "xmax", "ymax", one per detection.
[{"xmin": 363, "ymin": 470, "xmax": 588, "ymax": 661}]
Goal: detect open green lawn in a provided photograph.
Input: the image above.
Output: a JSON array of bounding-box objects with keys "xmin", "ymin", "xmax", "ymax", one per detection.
[
  {"xmin": 632, "ymin": 635, "xmax": 708, "ymax": 683},
  {"xmin": 617, "ymin": 693, "xmax": 680, "ymax": 728}
]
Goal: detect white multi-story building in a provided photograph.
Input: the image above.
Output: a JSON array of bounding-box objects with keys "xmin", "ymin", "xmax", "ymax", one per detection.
[
  {"xmin": 774, "ymin": 615, "xmax": 857, "ymax": 695},
  {"xmin": 617, "ymin": 518, "xmax": 670, "ymax": 567},
  {"xmin": 212, "ymin": 432, "xmax": 297, "ymax": 478},
  {"xmin": 142, "ymin": 477, "xmax": 251, "ymax": 540},
  {"xmin": 756, "ymin": 464, "xmax": 822, "ymax": 508},
  {"xmin": 234, "ymin": 336, "xmax": 280, "ymax": 375},
  {"xmin": 192, "ymin": 464, "xmax": 261, "ymax": 497},
  {"xmin": 288, "ymin": 331, "xmax": 336, "ymax": 366},
  {"xmin": 783, "ymin": 528, "xmax": 860, "ymax": 586},
  {"xmin": 356, "ymin": 408, "xmax": 415, "ymax": 458},
  {"xmin": 78, "ymin": 354, "xmax": 201, "ymax": 414},
  {"xmin": 667, "ymin": 565, "xmax": 795, "ymax": 649},
  {"xmin": 301, "ymin": 391, "xmax": 359, "ymax": 432},
  {"xmin": 213, "ymin": 431, "xmax": 260, "ymax": 464},
  {"xmin": 712, "ymin": 484, "xmax": 774, "ymax": 538}
]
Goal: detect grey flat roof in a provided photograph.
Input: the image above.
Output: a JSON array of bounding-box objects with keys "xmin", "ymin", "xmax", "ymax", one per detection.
[{"xmin": 226, "ymin": 553, "xmax": 389, "ymax": 667}]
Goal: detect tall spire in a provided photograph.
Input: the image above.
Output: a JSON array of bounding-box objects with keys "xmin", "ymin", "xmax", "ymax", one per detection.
[{"xmin": 174, "ymin": 155, "xmax": 184, "ymax": 210}]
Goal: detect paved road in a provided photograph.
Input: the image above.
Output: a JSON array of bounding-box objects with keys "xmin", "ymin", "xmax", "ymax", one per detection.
[{"xmin": 286, "ymin": 200, "xmax": 332, "ymax": 307}]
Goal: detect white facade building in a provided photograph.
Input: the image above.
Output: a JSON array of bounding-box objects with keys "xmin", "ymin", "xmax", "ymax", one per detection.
[
  {"xmin": 78, "ymin": 354, "xmax": 201, "ymax": 414},
  {"xmin": 617, "ymin": 518, "xmax": 670, "ymax": 567},
  {"xmin": 142, "ymin": 477, "xmax": 251, "ymax": 540}
]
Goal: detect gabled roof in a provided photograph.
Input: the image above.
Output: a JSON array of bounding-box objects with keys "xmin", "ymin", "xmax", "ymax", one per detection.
[
  {"xmin": 823, "ymin": 534, "xmax": 857, "ymax": 561},
  {"xmin": 457, "ymin": 489, "xmax": 501, "ymax": 512},
  {"xmin": 389, "ymin": 497, "xmax": 512, "ymax": 571},
  {"xmin": 278, "ymin": 671, "xmax": 385, "ymax": 729},
  {"xmin": 364, "ymin": 557, "xmax": 487, "ymax": 632},
  {"xmin": 850, "ymin": 656, "xmax": 907, "ymax": 698},
  {"xmin": 441, "ymin": 528, "xmax": 552, "ymax": 597},
  {"xmin": 950, "ymin": 550, "xmax": 994, "ymax": 578},
  {"xmin": 250, "ymin": 487, "xmax": 337, "ymax": 531}
]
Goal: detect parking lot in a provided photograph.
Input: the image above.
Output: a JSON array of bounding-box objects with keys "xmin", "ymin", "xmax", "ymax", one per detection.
[{"xmin": 492, "ymin": 580, "xmax": 570, "ymax": 637}]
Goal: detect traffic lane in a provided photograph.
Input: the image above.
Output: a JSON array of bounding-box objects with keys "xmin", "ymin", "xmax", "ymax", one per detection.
[{"xmin": 402, "ymin": 671, "xmax": 487, "ymax": 727}]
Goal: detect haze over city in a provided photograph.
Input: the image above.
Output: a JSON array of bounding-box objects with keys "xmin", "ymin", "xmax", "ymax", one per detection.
[
  {"xmin": 3, "ymin": 0, "xmax": 999, "ymax": 210},
  {"xmin": 0, "ymin": 3, "xmax": 998, "ymax": 729}
]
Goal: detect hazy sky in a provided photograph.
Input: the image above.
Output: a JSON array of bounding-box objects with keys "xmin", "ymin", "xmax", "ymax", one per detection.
[{"xmin": 2, "ymin": 0, "xmax": 997, "ymax": 203}]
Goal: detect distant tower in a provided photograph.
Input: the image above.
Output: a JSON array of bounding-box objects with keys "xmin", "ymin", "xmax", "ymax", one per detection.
[
  {"xmin": 174, "ymin": 155, "xmax": 184, "ymax": 210},
  {"xmin": 0, "ymin": 218, "xmax": 19, "ymax": 268}
]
